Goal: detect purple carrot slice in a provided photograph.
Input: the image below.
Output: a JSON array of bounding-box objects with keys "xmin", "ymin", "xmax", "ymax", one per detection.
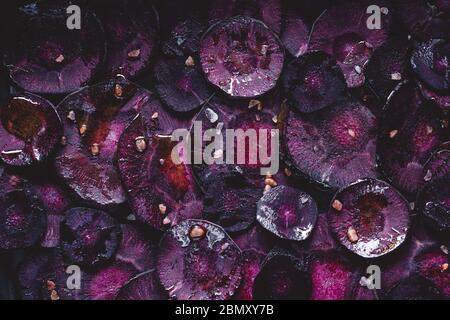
[
  {"xmin": 365, "ymin": 38, "xmax": 411, "ymax": 102},
  {"xmin": 411, "ymin": 39, "xmax": 450, "ymax": 92},
  {"xmin": 281, "ymin": 6, "xmax": 309, "ymax": 58},
  {"xmin": 154, "ymin": 55, "xmax": 214, "ymax": 113},
  {"xmin": 203, "ymin": 172, "xmax": 260, "ymax": 233},
  {"xmin": 374, "ymin": 226, "xmax": 437, "ymax": 297},
  {"xmin": 55, "ymin": 77, "xmax": 155, "ymax": 209},
  {"xmin": 207, "ymin": 0, "xmax": 281, "ymax": 34},
  {"xmin": 157, "ymin": 219, "xmax": 242, "ymax": 300},
  {"xmin": 0, "ymin": 172, "xmax": 46, "ymax": 250},
  {"xmin": 19, "ymin": 249, "xmax": 89, "ymax": 300},
  {"xmin": 283, "ymin": 51, "xmax": 346, "ymax": 113},
  {"xmin": 256, "ymin": 185, "xmax": 318, "ymax": 241},
  {"xmin": 191, "ymin": 97, "xmax": 279, "ymax": 191},
  {"xmin": 413, "ymin": 246, "xmax": 450, "ymax": 298},
  {"xmin": 162, "ymin": 18, "xmax": 205, "ymax": 57},
  {"xmin": 2, "ymin": 0, "xmax": 104, "ymax": 94},
  {"xmin": 61, "ymin": 207, "xmax": 121, "ymax": 268},
  {"xmin": 310, "ymin": 250, "xmax": 357, "ymax": 300},
  {"xmin": 421, "ymin": 142, "xmax": 450, "ymax": 185},
  {"xmin": 283, "ymin": 98, "xmax": 378, "ymax": 190},
  {"xmin": 305, "ymin": 213, "xmax": 337, "ymax": 252},
  {"xmin": 84, "ymin": 262, "xmax": 137, "ymax": 300},
  {"xmin": 0, "ymin": 93, "xmax": 62, "ymax": 166},
  {"xmin": 378, "ymin": 81, "xmax": 448, "ymax": 194},
  {"xmin": 231, "ymin": 224, "xmax": 275, "ymax": 254},
  {"xmin": 96, "ymin": 0, "xmax": 158, "ymax": 78},
  {"xmin": 200, "ymin": 16, "xmax": 284, "ymax": 98},
  {"xmin": 117, "ymin": 103, "xmax": 198, "ymax": 231},
  {"xmin": 32, "ymin": 181, "xmax": 71, "ymax": 248},
  {"xmin": 309, "ymin": 0, "xmax": 391, "ymax": 87},
  {"xmin": 115, "ymin": 224, "xmax": 157, "ymax": 272},
  {"xmin": 328, "ymin": 179, "xmax": 410, "ymax": 258},
  {"xmin": 252, "ymin": 249, "xmax": 311, "ymax": 300}
]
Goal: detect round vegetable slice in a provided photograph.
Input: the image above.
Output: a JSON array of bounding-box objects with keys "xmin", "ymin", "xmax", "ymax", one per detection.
[
  {"xmin": 191, "ymin": 97, "xmax": 279, "ymax": 191},
  {"xmin": 421, "ymin": 142, "xmax": 450, "ymax": 184},
  {"xmin": 310, "ymin": 250, "xmax": 357, "ymax": 300},
  {"xmin": 378, "ymin": 81, "xmax": 448, "ymax": 194},
  {"xmin": 365, "ymin": 38, "xmax": 411, "ymax": 102},
  {"xmin": 203, "ymin": 172, "xmax": 260, "ymax": 233},
  {"xmin": 0, "ymin": 93, "xmax": 62, "ymax": 166},
  {"xmin": 117, "ymin": 102, "xmax": 199, "ymax": 231},
  {"xmin": 417, "ymin": 173, "xmax": 450, "ymax": 234},
  {"xmin": 283, "ymin": 98, "xmax": 378, "ymax": 190},
  {"xmin": 32, "ymin": 180, "xmax": 71, "ymax": 248},
  {"xmin": 154, "ymin": 55, "xmax": 213, "ymax": 113},
  {"xmin": 0, "ymin": 172, "xmax": 46, "ymax": 250},
  {"xmin": 232, "ymin": 224, "xmax": 275, "ymax": 255},
  {"xmin": 200, "ymin": 16, "xmax": 284, "ymax": 98},
  {"xmin": 328, "ymin": 179, "xmax": 410, "ymax": 258},
  {"xmin": 207, "ymin": 0, "xmax": 281, "ymax": 34},
  {"xmin": 376, "ymin": 226, "xmax": 437, "ymax": 297},
  {"xmin": 19, "ymin": 249, "xmax": 89, "ymax": 300},
  {"xmin": 85, "ymin": 262, "xmax": 137, "ymax": 300},
  {"xmin": 190, "ymin": 100, "xmax": 238, "ymax": 191},
  {"xmin": 61, "ymin": 207, "xmax": 121, "ymax": 268},
  {"xmin": 411, "ymin": 39, "xmax": 450, "ymax": 92},
  {"xmin": 55, "ymin": 77, "xmax": 153, "ymax": 209},
  {"xmin": 157, "ymin": 219, "xmax": 242, "ymax": 300},
  {"xmin": 2, "ymin": 0, "xmax": 105, "ymax": 94},
  {"xmin": 252, "ymin": 249, "xmax": 311, "ymax": 300},
  {"xmin": 96, "ymin": 0, "xmax": 158, "ymax": 78},
  {"xmin": 281, "ymin": 6, "xmax": 309, "ymax": 58},
  {"xmin": 115, "ymin": 224, "xmax": 157, "ymax": 272},
  {"xmin": 161, "ymin": 18, "xmax": 205, "ymax": 57},
  {"xmin": 396, "ymin": 0, "xmax": 450, "ymax": 40},
  {"xmin": 256, "ymin": 185, "xmax": 318, "ymax": 241},
  {"xmin": 283, "ymin": 51, "xmax": 346, "ymax": 113},
  {"xmin": 309, "ymin": 0, "xmax": 391, "ymax": 87},
  {"xmin": 226, "ymin": 109, "xmax": 278, "ymax": 183},
  {"xmin": 413, "ymin": 246, "xmax": 450, "ymax": 298},
  {"xmin": 305, "ymin": 213, "xmax": 337, "ymax": 252}
]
